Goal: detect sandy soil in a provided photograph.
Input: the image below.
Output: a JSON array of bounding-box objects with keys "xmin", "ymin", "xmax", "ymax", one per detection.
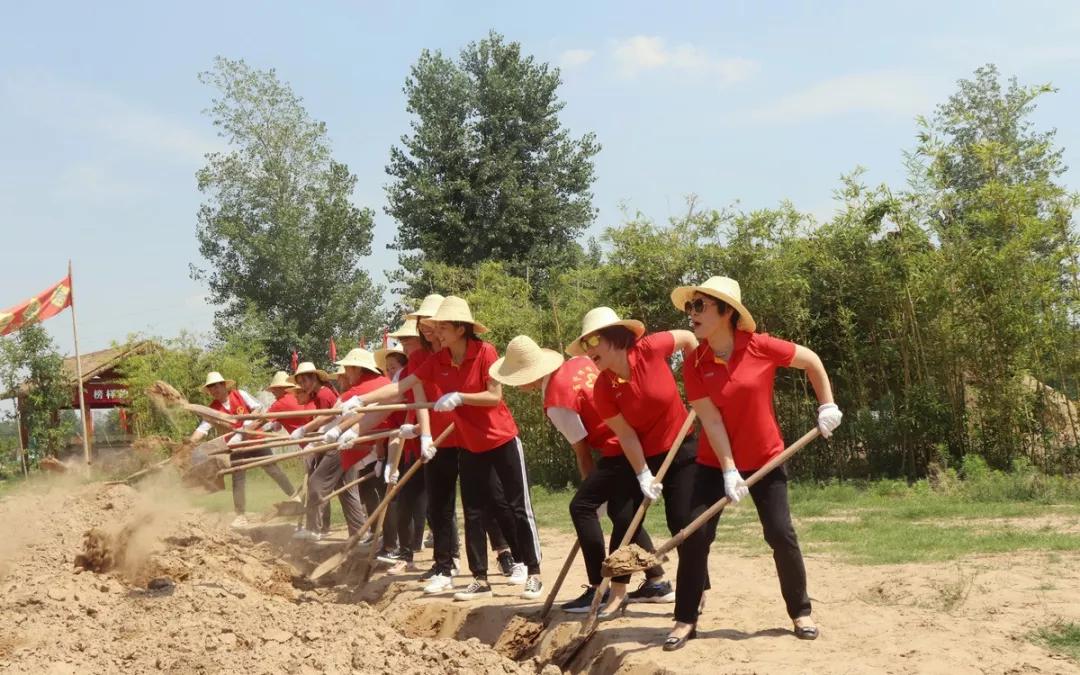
[{"xmin": 2, "ymin": 474, "xmax": 1078, "ymax": 674}]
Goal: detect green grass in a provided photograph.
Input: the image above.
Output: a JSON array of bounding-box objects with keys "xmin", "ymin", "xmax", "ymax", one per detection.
[{"xmin": 1033, "ymin": 622, "xmax": 1080, "ymax": 662}]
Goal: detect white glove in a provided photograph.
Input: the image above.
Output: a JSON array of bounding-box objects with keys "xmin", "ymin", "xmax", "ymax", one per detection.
[
  {"xmin": 226, "ymin": 434, "xmax": 243, "ymax": 447},
  {"xmin": 261, "ymin": 422, "xmax": 277, "ymax": 432},
  {"xmin": 383, "ymin": 463, "xmax": 399, "ymax": 485},
  {"xmin": 434, "ymin": 392, "xmax": 463, "ymax": 412},
  {"xmin": 290, "ymin": 427, "xmax": 306, "ymax": 441},
  {"xmin": 322, "ymin": 426, "xmax": 341, "ymax": 444},
  {"xmin": 374, "ymin": 459, "xmax": 384, "ymax": 478},
  {"xmin": 420, "ymin": 434, "xmax": 437, "ymax": 462},
  {"xmin": 340, "ymin": 396, "xmax": 364, "ymax": 412},
  {"xmin": 399, "ymin": 423, "xmax": 420, "ymax": 439},
  {"xmin": 338, "ymin": 428, "xmax": 359, "ymax": 449},
  {"xmin": 636, "ymin": 468, "xmax": 663, "ymax": 501},
  {"xmin": 817, "ymin": 403, "xmax": 843, "ymax": 439},
  {"xmin": 723, "ymin": 468, "xmax": 749, "ymax": 504}
]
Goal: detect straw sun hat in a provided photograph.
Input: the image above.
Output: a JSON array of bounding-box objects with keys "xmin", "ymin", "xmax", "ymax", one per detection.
[
  {"xmin": 374, "ymin": 341, "xmax": 407, "ymax": 372},
  {"xmin": 330, "ymin": 365, "xmax": 347, "ymax": 381},
  {"xmin": 419, "ymin": 295, "xmax": 489, "ymax": 334},
  {"xmin": 670, "ymin": 276, "xmax": 756, "ymax": 332},
  {"xmin": 489, "ymin": 335, "xmax": 565, "ymax": 387},
  {"xmin": 293, "ymin": 361, "xmax": 331, "ymax": 382},
  {"xmin": 388, "ymin": 318, "xmax": 420, "ymax": 339},
  {"xmin": 335, "ymin": 348, "xmax": 381, "ymax": 374},
  {"xmin": 406, "ymin": 293, "xmax": 445, "ymax": 320},
  {"xmin": 202, "ymin": 371, "xmax": 235, "ymax": 390},
  {"xmin": 266, "ymin": 371, "xmax": 298, "ymax": 390},
  {"xmin": 566, "ymin": 307, "xmax": 645, "ymax": 357}
]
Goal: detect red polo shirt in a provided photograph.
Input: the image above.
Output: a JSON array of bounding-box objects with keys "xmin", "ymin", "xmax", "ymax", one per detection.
[
  {"xmin": 312, "ymin": 385, "xmax": 338, "ymax": 411},
  {"xmin": 544, "ymin": 357, "xmax": 622, "ymax": 458},
  {"xmin": 413, "ymin": 339, "xmax": 519, "ymax": 453},
  {"xmin": 267, "ymin": 392, "xmax": 307, "ymax": 432},
  {"xmin": 339, "ymin": 371, "xmax": 393, "ymax": 470},
  {"xmin": 400, "ymin": 349, "xmax": 462, "ymax": 453},
  {"xmin": 684, "ymin": 330, "xmax": 796, "ymax": 470},
  {"xmin": 593, "ymin": 332, "xmax": 689, "ymax": 458}
]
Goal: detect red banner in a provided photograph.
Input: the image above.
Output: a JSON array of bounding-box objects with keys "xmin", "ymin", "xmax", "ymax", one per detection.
[
  {"xmin": 76, "ymin": 382, "xmax": 130, "ymax": 409},
  {"xmin": 0, "ymin": 275, "xmax": 72, "ymax": 336}
]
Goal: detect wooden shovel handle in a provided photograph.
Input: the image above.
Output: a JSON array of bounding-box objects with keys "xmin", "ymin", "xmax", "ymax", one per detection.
[
  {"xmin": 318, "ymin": 471, "xmax": 377, "ymax": 506},
  {"xmin": 653, "ymin": 427, "xmax": 820, "ymax": 559},
  {"xmin": 218, "ymin": 428, "xmax": 400, "ymax": 475},
  {"xmin": 540, "ymin": 539, "xmax": 581, "ymax": 620},
  {"xmin": 233, "ymin": 402, "xmax": 435, "ymax": 421}
]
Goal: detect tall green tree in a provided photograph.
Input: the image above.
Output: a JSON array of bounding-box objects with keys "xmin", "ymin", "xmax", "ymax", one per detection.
[
  {"xmin": 385, "ymin": 31, "xmax": 601, "ymax": 293},
  {"xmin": 192, "ymin": 56, "xmax": 384, "ymax": 367},
  {"xmin": 0, "ymin": 323, "xmax": 76, "ymax": 466}
]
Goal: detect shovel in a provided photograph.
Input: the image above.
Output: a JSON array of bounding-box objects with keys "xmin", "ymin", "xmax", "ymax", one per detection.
[
  {"xmin": 553, "ymin": 411, "xmax": 697, "ymax": 669},
  {"xmin": 217, "ymin": 429, "xmax": 401, "ymax": 476},
  {"xmin": 601, "ymin": 427, "xmax": 821, "ymax": 579},
  {"xmin": 309, "ymin": 424, "xmax": 455, "ymax": 582},
  {"xmin": 495, "ymin": 539, "xmax": 581, "ymax": 659}
]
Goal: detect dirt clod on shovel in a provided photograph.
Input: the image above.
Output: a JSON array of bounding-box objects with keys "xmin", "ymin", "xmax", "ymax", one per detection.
[
  {"xmin": 494, "ymin": 614, "xmax": 545, "ymax": 660},
  {"xmin": 147, "ymin": 380, "xmax": 186, "ymax": 409},
  {"xmin": 601, "ymin": 543, "xmax": 664, "ymax": 579}
]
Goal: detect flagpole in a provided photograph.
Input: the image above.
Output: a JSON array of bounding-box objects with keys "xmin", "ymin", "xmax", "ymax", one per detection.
[{"xmin": 68, "ymin": 260, "xmax": 92, "ymax": 466}]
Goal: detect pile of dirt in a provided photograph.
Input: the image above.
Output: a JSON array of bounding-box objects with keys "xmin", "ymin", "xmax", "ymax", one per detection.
[
  {"xmin": 600, "ymin": 543, "xmax": 659, "ymax": 578},
  {"xmin": 0, "ymin": 477, "xmax": 528, "ymax": 674}
]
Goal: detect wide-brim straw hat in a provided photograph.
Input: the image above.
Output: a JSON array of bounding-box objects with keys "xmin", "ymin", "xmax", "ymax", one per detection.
[
  {"xmin": 202, "ymin": 371, "xmax": 235, "ymax": 390},
  {"xmin": 330, "ymin": 365, "xmax": 347, "ymax": 380},
  {"xmin": 419, "ymin": 295, "xmax": 489, "ymax": 334},
  {"xmin": 670, "ymin": 276, "xmax": 756, "ymax": 332},
  {"xmin": 566, "ymin": 307, "xmax": 645, "ymax": 356},
  {"xmin": 388, "ymin": 318, "xmax": 420, "ymax": 339},
  {"xmin": 489, "ymin": 335, "xmax": 564, "ymax": 387},
  {"xmin": 374, "ymin": 343, "xmax": 406, "ymax": 372},
  {"xmin": 335, "ymin": 348, "xmax": 380, "ymax": 374},
  {"xmin": 267, "ymin": 370, "xmax": 299, "ymax": 391},
  {"xmin": 406, "ymin": 294, "xmax": 445, "ymax": 320},
  {"xmin": 293, "ymin": 361, "xmax": 331, "ymax": 382}
]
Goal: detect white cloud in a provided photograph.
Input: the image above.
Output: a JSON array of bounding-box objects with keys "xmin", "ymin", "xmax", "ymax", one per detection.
[
  {"xmin": 2, "ymin": 71, "xmax": 220, "ymax": 165},
  {"xmin": 610, "ymin": 36, "xmax": 758, "ymax": 84},
  {"xmin": 735, "ymin": 70, "xmax": 936, "ymax": 125},
  {"xmin": 559, "ymin": 49, "xmax": 595, "ymax": 69}
]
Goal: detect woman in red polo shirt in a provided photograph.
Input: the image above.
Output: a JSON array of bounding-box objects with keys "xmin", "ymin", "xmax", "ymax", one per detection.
[
  {"xmin": 488, "ymin": 335, "xmax": 672, "ymax": 613},
  {"xmin": 569, "ymin": 306, "xmax": 702, "ymax": 616},
  {"xmin": 666, "ymin": 276, "xmax": 842, "ymax": 650},
  {"xmin": 354, "ymin": 296, "xmax": 544, "ymax": 602}
]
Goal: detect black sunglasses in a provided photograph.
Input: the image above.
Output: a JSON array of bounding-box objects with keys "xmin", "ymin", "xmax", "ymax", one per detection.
[{"xmin": 684, "ymin": 298, "xmax": 718, "ymax": 315}]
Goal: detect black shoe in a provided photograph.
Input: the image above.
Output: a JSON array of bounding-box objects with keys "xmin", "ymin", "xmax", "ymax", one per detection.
[
  {"xmin": 376, "ymin": 548, "xmax": 401, "ymax": 565},
  {"xmin": 418, "ymin": 565, "xmax": 440, "ymax": 582},
  {"xmin": 496, "ymin": 550, "xmax": 515, "ymax": 577},
  {"xmin": 628, "ymin": 579, "xmax": 675, "ymax": 603},
  {"xmin": 561, "ymin": 585, "xmax": 609, "ymax": 613},
  {"xmin": 663, "ymin": 626, "xmax": 697, "ymax": 652}
]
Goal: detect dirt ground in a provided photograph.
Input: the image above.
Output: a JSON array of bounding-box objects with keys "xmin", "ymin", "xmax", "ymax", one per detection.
[{"xmin": 2, "ymin": 474, "xmax": 1078, "ymax": 674}]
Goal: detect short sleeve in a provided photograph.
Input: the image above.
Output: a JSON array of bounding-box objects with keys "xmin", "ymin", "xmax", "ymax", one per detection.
[
  {"xmin": 638, "ymin": 331, "xmax": 676, "ymax": 360},
  {"xmin": 195, "ymin": 420, "xmax": 213, "ymax": 435},
  {"xmin": 683, "ymin": 350, "xmax": 708, "ymax": 401},
  {"xmin": 477, "ymin": 342, "xmax": 498, "ymax": 384},
  {"xmin": 238, "ymin": 389, "xmax": 262, "ymax": 412},
  {"xmin": 752, "ymin": 333, "xmax": 797, "ymax": 367},
  {"xmin": 593, "ymin": 375, "xmax": 619, "ymax": 420}
]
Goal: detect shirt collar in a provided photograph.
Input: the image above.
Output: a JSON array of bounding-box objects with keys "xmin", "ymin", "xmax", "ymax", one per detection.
[{"xmin": 438, "ymin": 338, "xmax": 482, "ymax": 366}]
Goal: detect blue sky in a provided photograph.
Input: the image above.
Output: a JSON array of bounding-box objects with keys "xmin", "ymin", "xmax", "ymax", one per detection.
[{"xmin": 2, "ymin": 0, "xmax": 1079, "ymax": 357}]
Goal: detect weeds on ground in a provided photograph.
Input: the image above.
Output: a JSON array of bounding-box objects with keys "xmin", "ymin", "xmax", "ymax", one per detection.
[
  {"xmin": 929, "ymin": 566, "xmax": 976, "ymax": 612},
  {"xmin": 1033, "ymin": 621, "xmax": 1080, "ymax": 662}
]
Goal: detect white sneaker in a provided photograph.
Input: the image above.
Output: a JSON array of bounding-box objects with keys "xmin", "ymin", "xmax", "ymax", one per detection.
[
  {"xmin": 386, "ymin": 560, "xmax": 417, "ymax": 576},
  {"xmin": 521, "ymin": 575, "xmax": 544, "ymax": 600},
  {"xmin": 453, "ymin": 578, "xmax": 493, "ymax": 601},
  {"xmin": 423, "ymin": 574, "xmax": 454, "ymax": 594},
  {"xmin": 230, "ymin": 514, "xmax": 249, "ymax": 528},
  {"xmin": 292, "ymin": 529, "xmax": 321, "ymax": 542},
  {"xmin": 451, "ymin": 563, "xmax": 460, "ymax": 577},
  {"xmin": 508, "ymin": 562, "xmax": 527, "ymax": 585}
]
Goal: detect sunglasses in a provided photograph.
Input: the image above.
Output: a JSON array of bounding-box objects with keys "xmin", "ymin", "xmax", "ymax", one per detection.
[
  {"xmin": 582, "ymin": 334, "xmax": 602, "ymax": 349},
  {"xmin": 684, "ymin": 298, "xmax": 718, "ymax": 315}
]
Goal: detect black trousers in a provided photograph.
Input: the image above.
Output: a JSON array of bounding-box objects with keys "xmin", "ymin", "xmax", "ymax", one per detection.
[
  {"xmin": 390, "ymin": 454, "xmax": 426, "ymax": 561},
  {"xmin": 674, "ymin": 464, "xmax": 812, "ymax": 624},
  {"xmin": 425, "ymin": 446, "xmax": 461, "ymax": 574},
  {"xmin": 569, "ymin": 454, "xmax": 665, "ymax": 585},
  {"xmin": 459, "ymin": 438, "xmax": 542, "ymax": 578},
  {"xmin": 230, "ymin": 447, "xmax": 295, "ymax": 514}
]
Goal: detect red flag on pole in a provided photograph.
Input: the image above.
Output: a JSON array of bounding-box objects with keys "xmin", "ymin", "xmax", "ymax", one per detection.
[
  {"xmin": 383, "ymin": 330, "xmax": 389, "ymax": 348},
  {"xmin": 329, "ymin": 337, "xmax": 337, "ymax": 362},
  {"xmin": 290, "ymin": 349, "xmax": 299, "ymax": 372},
  {"xmin": 359, "ymin": 337, "xmax": 366, "ymax": 349},
  {"xmin": 0, "ymin": 275, "xmax": 72, "ymax": 335}
]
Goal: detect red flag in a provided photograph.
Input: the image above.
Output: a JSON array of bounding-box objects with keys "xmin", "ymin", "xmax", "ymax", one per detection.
[
  {"xmin": 383, "ymin": 329, "xmax": 389, "ymax": 347},
  {"xmin": 290, "ymin": 349, "xmax": 299, "ymax": 372},
  {"xmin": 329, "ymin": 337, "xmax": 337, "ymax": 362},
  {"xmin": 0, "ymin": 275, "xmax": 72, "ymax": 335},
  {"xmin": 359, "ymin": 337, "xmax": 366, "ymax": 349}
]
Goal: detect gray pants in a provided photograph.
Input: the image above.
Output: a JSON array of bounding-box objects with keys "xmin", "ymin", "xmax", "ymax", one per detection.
[
  {"xmin": 308, "ymin": 452, "xmax": 366, "ymax": 536},
  {"xmin": 231, "ymin": 448, "xmax": 295, "ymax": 514}
]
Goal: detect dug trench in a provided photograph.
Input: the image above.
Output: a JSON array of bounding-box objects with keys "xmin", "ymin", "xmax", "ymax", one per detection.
[{"xmin": 3, "ymin": 476, "xmax": 1080, "ymax": 674}]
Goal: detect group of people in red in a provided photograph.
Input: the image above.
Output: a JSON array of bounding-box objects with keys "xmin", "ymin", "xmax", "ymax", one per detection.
[{"xmin": 192, "ymin": 276, "xmax": 843, "ymax": 650}]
